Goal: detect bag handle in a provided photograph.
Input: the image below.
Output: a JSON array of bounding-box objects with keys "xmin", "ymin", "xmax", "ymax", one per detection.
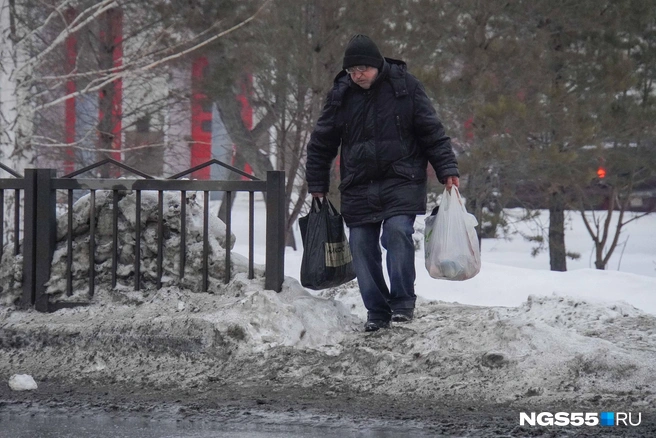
[
  {"xmin": 312, "ymin": 196, "xmax": 339, "ymax": 216},
  {"xmin": 323, "ymin": 197, "xmax": 339, "ymax": 216},
  {"xmin": 441, "ymin": 186, "xmax": 465, "ymax": 212},
  {"xmin": 453, "ymin": 186, "xmax": 463, "ymax": 204},
  {"xmin": 311, "ymin": 196, "xmax": 323, "ymax": 213}
]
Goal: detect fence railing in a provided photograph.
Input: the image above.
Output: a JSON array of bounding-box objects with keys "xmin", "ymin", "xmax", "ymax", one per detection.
[
  {"xmin": 1, "ymin": 159, "xmax": 285, "ymax": 312},
  {"xmin": 0, "ymin": 162, "xmax": 24, "ymax": 262}
]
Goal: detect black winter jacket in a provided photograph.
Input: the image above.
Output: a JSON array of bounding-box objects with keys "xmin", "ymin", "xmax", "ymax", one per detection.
[{"xmin": 306, "ymin": 58, "xmax": 459, "ymax": 227}]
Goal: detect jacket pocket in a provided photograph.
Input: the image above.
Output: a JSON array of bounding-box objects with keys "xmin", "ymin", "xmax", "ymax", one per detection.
[
  {"xmin": 391, "ymin": 162, "xmax": 426, "ymax": 182},
  {"xmin": 338, "ymin": 173, "xmax": 355, "ymax": 191}
]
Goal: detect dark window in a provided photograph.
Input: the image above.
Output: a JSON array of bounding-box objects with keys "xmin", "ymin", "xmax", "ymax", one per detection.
[
  {"xmin": 136, "ymin": 116, "xmax": 150, "ymax": 133},
  {"xmin": 201, "ymin": 99, "xmax": 213, "ymax": 113},
  {"xmin": 201, "ymin": 120, "xmax": 212, "ymax": 133}
]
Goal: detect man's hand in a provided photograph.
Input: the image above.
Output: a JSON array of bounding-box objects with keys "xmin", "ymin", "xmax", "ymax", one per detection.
[
  {"xmin": 311, "ymin": 192, "xmax": 326, "ymax": 198},
  {"xmin": 445, "ymin": 176, "xmax": 460, "ymax": 191}
]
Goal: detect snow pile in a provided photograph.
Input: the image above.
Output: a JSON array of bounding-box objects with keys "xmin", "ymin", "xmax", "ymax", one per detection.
[
  {"xmin": 0, "ymin": 272, "xmax": 359, "ymax": 388},
  {"xmin": 8, "ymin": 374, "xmax": 37, "ymax": 391},
  {"xmin": 412, "ymin": 260, "xmax": 656, "ymax": 315},
  {"xmin": 0, "ymin": 245, "xmax": 22, "ymax": 306},
  {"xmin": 2, "ymin": 194, "xmax": 655, "ymax": 409},
  {"xmin": 4, "ymin": 280, "xmax": 653, "ymax": 408},
  {"xmin": 1, "ymin": 189, "xmax": 246, "ymax": 305},
  {"xmin": 304, "ymin": 286, "xmax": 656, "ymax": 405},
  {"xmin": 48, "ymin": 190, "xmax": 242, "ymax": 301}
]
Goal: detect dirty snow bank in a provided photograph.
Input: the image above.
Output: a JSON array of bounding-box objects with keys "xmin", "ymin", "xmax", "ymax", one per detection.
[
  {"xmin": 49, "ymin": 189, "xmax": 241, "ymax": 300},
  {"xmin": 2, "ymin": 191, "xmax": 655, "ymax": 410},
  {"xmin": 0, "ymin": 189, "xmax": 241, "ymax": 305},
  {"xmin": 0, "ymin": 245, "xmax": 21, "ymax": 306},
  {"xmin": 1, "ymin": 284, "xmax": 655, "ymax": 408},
  {"xmin": 0, "ymin": 274, "xmax": 358, "ymax": 387},
  {"xmin": 267, "ymin": 288, "xmax": 656, "ymax": 407}
]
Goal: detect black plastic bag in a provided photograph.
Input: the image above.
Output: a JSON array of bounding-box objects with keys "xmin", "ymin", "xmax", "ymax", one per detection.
[{"xmin": 299, "ymin": 198, "xmax": 356, "ymax": 290}]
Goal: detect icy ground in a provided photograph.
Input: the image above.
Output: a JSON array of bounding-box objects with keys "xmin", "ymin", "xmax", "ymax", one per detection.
[{"xmin": 1, "ymin": 192, "xmax": 656, "ymax": 435}]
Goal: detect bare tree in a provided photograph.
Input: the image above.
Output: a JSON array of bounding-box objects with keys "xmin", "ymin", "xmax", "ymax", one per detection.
[
  {"xmin": 202, "ymin": 0, "xmax": 360, "ymax": 249},
  {"xmin": 0, "ymin": 0, "xmax": 270, "ymax": 175},
  {"xmin": 578, "ymin": 145, "xmax": 656, "ymax": 269}
]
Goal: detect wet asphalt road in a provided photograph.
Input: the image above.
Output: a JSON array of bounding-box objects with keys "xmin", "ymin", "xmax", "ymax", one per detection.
[{"xmin": 1, "ymin": 380, "xmax": 654, "ymax": 437}]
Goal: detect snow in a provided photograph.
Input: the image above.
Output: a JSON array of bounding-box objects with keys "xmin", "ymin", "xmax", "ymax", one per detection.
[
  {"xmin": 238, "ymin": 196, "xmax": 656, "ymax": 317},
  {"xmin": 1, "ymin": 190, "xmax": 656, "ymax": 409},
  {"xmin": 8, "ymin": 374, "xmax": 37, "ymax": 391}
]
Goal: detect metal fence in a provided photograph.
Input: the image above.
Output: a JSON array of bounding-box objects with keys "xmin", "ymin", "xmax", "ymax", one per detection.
[
  {"xmin": 0, "ymin": 162, "xmax": 23, "ymax": 262},
  {"xmin": 1, "ymin": 159, "xmax": 285, "ymax": 312}
]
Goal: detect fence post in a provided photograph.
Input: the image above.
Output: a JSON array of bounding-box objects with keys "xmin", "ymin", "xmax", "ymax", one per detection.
[
  {"xmin": 21, "ymin": 169, "xmax": 57, "ymax": 312},
  {"xmin": 21, "ymin": 170, "xmax": 37, "ymax": 308},
  {"xmin": 265, "ymin": 171, "xmax": 285, "ymax": 292}
]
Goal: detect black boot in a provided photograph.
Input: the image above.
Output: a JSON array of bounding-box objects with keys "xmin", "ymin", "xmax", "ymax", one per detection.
[
  {"xmin": 391, "ymin": 309, "xmax": 414, "ymax": 323},
  {"xmin": 364, "ymin": 320, "xmax": 390, "ymax": 332}
]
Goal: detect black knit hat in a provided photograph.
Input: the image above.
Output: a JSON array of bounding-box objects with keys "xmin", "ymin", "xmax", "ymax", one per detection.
[{"xmin": 342, "ymin": 34, "xmax": 384, "ymax": 70}]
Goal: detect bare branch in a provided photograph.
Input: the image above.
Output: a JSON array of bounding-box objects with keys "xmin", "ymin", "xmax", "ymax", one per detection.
[
  {"xmin": 17, "ymin": 0, "xmax": 119, "ymax": 75},
  {"xmin": 32, "ymin": 134, "xmax": 172, "ymax": 153},
  {"xmin": 33, "ymin": 0, "xmax": 272, "ymax": 112},
  {"xmin": 36, "ymin": 19, "xmax": 225, "ymax": 84},
  {"xmin": 13, "ymin": 0, "xmax": 74, "ymax": 46}
]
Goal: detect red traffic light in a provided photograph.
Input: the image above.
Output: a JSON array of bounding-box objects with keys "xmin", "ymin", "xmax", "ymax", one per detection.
[{"xmin": 597, "ymin": 166, "xmax": 606, "ymax": 179}]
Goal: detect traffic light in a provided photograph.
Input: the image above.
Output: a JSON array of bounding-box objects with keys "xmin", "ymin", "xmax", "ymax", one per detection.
[{"xmin": 597, "ymin": 166, "xmax": 606, "ymax": 179}]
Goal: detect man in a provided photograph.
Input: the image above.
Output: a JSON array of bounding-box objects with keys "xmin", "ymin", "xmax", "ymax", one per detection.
[{"xmin": 306, "ymin": 34, "xmax": 459, "ymax": 332}]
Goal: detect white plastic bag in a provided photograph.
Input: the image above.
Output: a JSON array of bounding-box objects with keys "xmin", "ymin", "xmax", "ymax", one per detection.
[{"xmin": 424, "ymin": 187, "xmax": 481, "ymax": 281}]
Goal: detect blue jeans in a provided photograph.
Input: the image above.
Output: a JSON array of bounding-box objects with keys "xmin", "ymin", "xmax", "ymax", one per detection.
[{"xmin": 348, "ymin": 215, "xmax": 417, "ymax": 321}]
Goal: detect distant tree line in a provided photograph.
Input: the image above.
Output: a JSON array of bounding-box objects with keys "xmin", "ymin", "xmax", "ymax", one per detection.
[{"xmin": 2, "ymin": 0, "xmax": 655, "ymax": 270}]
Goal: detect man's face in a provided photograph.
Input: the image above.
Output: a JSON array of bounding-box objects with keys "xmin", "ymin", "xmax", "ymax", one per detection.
[{"xmin": 347, "ymin": 65, "xmax": 379, "ymax": 89}]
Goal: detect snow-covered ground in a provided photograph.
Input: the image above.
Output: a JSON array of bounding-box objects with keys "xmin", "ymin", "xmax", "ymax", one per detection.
[
  {"xmin": 1, "ymin": 190, "xmax": 655, "ymax": 431},
  {"xmin": 230, "ymin": 193, "xmax": 656, "ymax": 317}
]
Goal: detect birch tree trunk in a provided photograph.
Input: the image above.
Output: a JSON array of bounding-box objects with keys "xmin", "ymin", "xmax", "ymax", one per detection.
[
  {"xmin": 1, "ymin": 0, "xmax": 38, "ymax": 174},
  {"xmin": 1, "ymin": 0, "xmax": 19, "ymax": 170}
]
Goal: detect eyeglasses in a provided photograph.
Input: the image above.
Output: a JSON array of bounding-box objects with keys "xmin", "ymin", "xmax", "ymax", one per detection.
[{"xmin": 345, "ymin": 65, "xmax": 370, "ymax": 74}]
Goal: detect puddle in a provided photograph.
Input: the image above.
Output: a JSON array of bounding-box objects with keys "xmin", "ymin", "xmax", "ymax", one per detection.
[{"xmin": 0, "ymin": 412, "xmax": 440, "ymax": 438}]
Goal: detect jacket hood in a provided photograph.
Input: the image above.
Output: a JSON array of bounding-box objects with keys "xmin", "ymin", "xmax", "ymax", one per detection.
[{"xmin": 329, "ymin": 58, "xmax": 407, "ymax": 106}]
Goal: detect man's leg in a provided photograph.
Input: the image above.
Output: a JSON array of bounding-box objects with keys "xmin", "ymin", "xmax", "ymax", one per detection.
[
  {"xmin": 381, "ymin": 215, "xmax": 417, "ymax": 316},
  {"xmin": 348, "ymin": 222, "xmax": 391, "ymax": 323}
]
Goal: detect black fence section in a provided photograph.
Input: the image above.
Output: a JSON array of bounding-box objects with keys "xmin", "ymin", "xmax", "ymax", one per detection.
[
  {"xmin": 0, "ymin": 162, "xmax": 24, "ymax": 263},
  {"xmin": 1, "ymin": 160, "xmax": 285, "ymax": 312}
]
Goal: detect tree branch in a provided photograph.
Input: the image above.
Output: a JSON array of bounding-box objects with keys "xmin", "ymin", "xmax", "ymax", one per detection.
[
  {"xmin": 32, "ymin": 0, "xmax": 272, "ymax": 112},
  {"xmin": 17, "ymin": 0, "xmax": 118, "ymax": 75}
]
